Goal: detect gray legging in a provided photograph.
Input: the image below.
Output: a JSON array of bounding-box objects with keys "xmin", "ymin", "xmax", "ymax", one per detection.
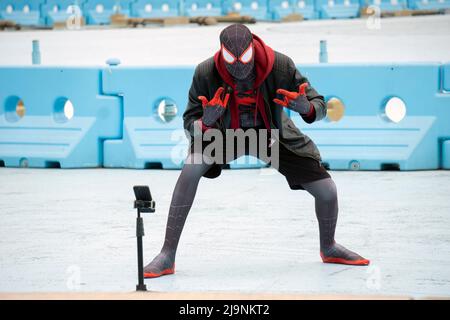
[
  {"xmin": 144, "ymin": 153, "xmax": 362, "ymax": 274},
  {"xmin": 159, "ymin": 153, "xmax": 212, "ymax": 261}
]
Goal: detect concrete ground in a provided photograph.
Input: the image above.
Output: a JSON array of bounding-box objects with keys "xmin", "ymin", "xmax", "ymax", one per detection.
[
  {"xmin": 0, "ymin": 292, "xmax": 412, "ymax": 300},
  {"xmin": 0, "ymin": 168, "xmax": 449, "ymax": 298}
]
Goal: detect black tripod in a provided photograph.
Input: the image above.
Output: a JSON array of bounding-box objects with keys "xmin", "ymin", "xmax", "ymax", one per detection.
[{"xmin": 133, "ymin": 185, "xmax": 155, "ymax": 292}]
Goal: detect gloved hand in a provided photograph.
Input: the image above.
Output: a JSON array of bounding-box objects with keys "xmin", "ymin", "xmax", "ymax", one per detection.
[
  {"xmin": 198, "ymin": 87, "xmax": 230, "ymax": 127},
  {"xmin": 273, "ymin": 83, "xmax": 312, "ymax": 115}
]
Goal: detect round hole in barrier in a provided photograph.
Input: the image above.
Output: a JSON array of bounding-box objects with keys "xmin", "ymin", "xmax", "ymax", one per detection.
[
  {"xmin": 234, "ymin": 2, "xmax": 242, "ymax": 10},
  {"xmin": 145, "ymin": 4, "xmax": 152, "ymax": 12},
  {"xmin": 251, "ymin": 1, "xmax": 259, "ymax": 10},
  {"xmin": 326, "ymin": 97, "xmax": 345, "ymax": 122},
  {"xmin": 95, "ymin": 4, "xmax": 104, "ymax": 13},
  {"xmin": 328, "ymin": 0, "xmax": 335, "ymax": 7},
  {"xmin": 162, "ymin": 4, "xmax": 170, "ymax": 12},
  {"xmin": 349, "ymin": 160, "xmax": 360, "ymax": 170},
  {"xmin": 66, "ymin": 4, "xmax": 79, "ymax": 15},
  {"xmin": 16, "ymin": 99, "xmax": 25, "ymax": 118},
  {"xmin": 382, "ymin": 96, "xmax": 406, "ymax": 123},
  {"xmin": 54, "ymin": 97, "xmax": 74, "ymax": 123},
  {"xmin": 4, "ymin": 96, "xmax": 25, "ymax": 122},
  {"xmin": 23, "ymin": 5, "xmax": 30, "ymax": 13},
  {"xmin": 20, "ymin": 157, "xmax": 29, "ymax": 168},
  {"xmin": 52, "ymin": 5, "xmax": 59, "ymax": 13},
  {"xmin": 191, "ymin": 3, "xmax": 198, "ymax": 10},
  {"xmin": 6, "ymin": 5, "xmax": 13, "ymax": 14},
  {"xmin": 297, "ymin": 1, "xmax": 305, "ymax": 8},
  {"xmin": 206, "ymin": 3, "xmax": 213, "ymax": 10},
  {"xmin": 154, "ymin": 98, "xmax": 178, "ymax": 123}
]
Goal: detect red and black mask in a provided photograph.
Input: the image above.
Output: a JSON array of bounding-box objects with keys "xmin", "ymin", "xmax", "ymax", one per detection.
[{"xmin": 220, "ymin": 24, "xmax": 255, "ymax": 81}]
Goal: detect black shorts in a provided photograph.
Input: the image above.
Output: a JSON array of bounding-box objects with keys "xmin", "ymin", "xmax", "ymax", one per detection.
[
  {"xmin": 189, "ymin": 129, "xmax": 330, "ymax": 190},
  {"xmin": 276, "ymin": 142, "xmax": 331, "ymax": 190}
]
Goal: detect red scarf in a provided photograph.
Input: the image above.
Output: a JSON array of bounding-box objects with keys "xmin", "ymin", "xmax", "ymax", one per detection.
[{"xmin": 214, "ymin": 34, "xmax": 275, "ymax": 130}]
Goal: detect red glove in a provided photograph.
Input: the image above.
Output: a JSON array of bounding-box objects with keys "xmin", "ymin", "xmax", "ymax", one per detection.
[
  {"xmin": 273, "ymin": 83, "xmax": 313, "ymax": 115},
  {"xmin": 198, "ymin": 87, "xmax": 230, "ymax": 127}
]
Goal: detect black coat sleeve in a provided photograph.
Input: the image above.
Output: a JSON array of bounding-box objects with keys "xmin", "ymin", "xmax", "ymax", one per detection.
[
  {"xmin": 287, "ymin": 58, "xmax": 327, "ymax": 123},
  {"xmin": 183, "ymin": 65, "xmax": 206, "ymax": 137}
]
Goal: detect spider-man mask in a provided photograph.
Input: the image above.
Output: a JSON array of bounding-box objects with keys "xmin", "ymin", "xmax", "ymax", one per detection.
[{"xmin": 219, "ymin": 24, "xmax": 255, "ymax": 81}]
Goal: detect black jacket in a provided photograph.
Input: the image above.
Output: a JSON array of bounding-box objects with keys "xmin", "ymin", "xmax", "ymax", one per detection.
[{"xmin": 183, "ymin": 51, "xmax": 327, "ymax": 178}]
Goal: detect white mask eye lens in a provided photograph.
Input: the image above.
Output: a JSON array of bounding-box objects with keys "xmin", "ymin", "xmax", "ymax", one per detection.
[
  {"xmin": 240, "ymin": 44, "xmax": 253, "ymax": 64},
  {"xmin": 222, "ymin": 46, "xmax": 236, "ymax": 64}
]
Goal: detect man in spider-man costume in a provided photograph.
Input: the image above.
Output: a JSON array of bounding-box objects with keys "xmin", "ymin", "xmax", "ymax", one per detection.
[{"xmin": 143, "ymin": 24, "xmax": 369, "ymax": 278}]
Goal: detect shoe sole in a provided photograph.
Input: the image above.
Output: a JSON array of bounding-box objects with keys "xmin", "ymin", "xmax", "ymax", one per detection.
[
  {"xmin": 321, "ymin": 252, "xmax": 370, "ymax": 266},
  {"xmin": 144, "ymin": 266, "xmax": 175, "ymax": 278}
]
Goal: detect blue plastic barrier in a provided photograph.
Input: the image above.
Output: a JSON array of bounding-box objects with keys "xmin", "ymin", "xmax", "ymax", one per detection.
[
  {"xmin": 289, "ymin": 63, "xmax": 450, "ymax": 170},
  {"xmin": 268, "ymin": 0, "xmax": 317, "ymax": 21},
  {"xmin": 0, "ymin": 0, "xmax": 43, "ymax": 26},
  {"xmin": 83, "ymin": 0, "xmax": 133, "ymax": 24},
  {"xmin": 101, "ymin": 66, "xmax": 193, "ymax": 169},
  {"xmin": 316, "ymin": 0, "xmax": 360, "ymax": 19},
  {"xmin": 228, "ymin": 155, "xmax": 268, "ymax": 169},
  {"xmin": 41, "ymin": 0, "xmax": 85, "ymax": 27},
  {"xmin": 407, "ymin": 0, "xmax": 450, "ymax": 10},
  {"xmin": 443, "ymin": 140, "xmax": 450, "ymax": 169},
  {"xmin": 131, "ymin": 0, "xmax": 179, "ymax": 18},
  {"xmin": 223, "ymin": 0, "xmax": 270, "ymax": 20},
  {"xmin": 442, "ymin": 64, "xmax": 450, "ymax": 169},
  {"xmin": 184, "ymin": 0, "xmax": 223, "ymax": 16},
  {"xmin": 443, "ymin": 63, "xmax": 450, "ymax": 92},
  {"xmin": 293, "ymin": 0, "xmax": 317, "ymax": 19},
  {"xmin": 268, "ymin": 0, "xmax": 295, "ymax": 21},
  {"xmin": 0, "ymin": 67, "xmax": 122, "ymax": 168},
  {"xmin": 2, "ymin": 64, "xmax": 449, "ymax": 170},
  {"xmin": 361, "ymin": 0, "xmax": 408, "ymax": 12}
]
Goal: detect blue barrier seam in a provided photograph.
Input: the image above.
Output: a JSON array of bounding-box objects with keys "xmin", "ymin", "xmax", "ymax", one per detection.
[
  {"xmin": 98, "ymin": 69, "xmax": 125, "ymax": 167},
  {"xmin": 438, "ymin": 137, "xmax": 450, "ymax": 169}
]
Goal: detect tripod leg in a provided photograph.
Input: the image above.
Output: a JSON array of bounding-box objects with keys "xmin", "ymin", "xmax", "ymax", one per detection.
[{"xmin": 136, "ymin": 215, "xmax": 147, "ymax": 291}]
